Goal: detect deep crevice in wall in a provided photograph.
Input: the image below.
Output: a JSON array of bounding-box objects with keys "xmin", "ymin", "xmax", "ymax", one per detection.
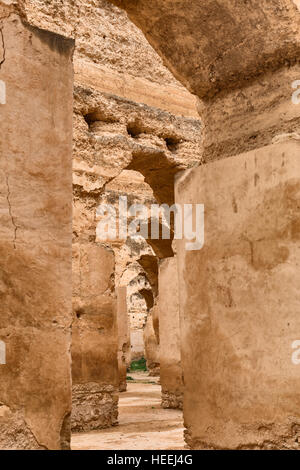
[{"xmin": 0, "ymin": 25, "xmax": 5, "ymax": 70}]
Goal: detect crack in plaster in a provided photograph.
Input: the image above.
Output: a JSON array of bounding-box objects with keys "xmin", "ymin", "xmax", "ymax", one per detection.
[
  {"xmin": 5, "ymin": 175, "xmax": 18, "ymax": 249},
  {"xmin": 0, "ymin": 24, "xmax": 5, "ymax": 70}
]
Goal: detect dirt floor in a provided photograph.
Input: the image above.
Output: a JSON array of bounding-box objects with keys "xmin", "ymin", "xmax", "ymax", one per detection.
[{"xmin": 71, "ymin": 373, "xmax": 185, "ymax": 450}]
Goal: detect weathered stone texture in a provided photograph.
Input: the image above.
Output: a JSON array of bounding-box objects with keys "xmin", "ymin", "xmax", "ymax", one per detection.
[
  {"xmin": 5, "ymin": 0, "xmax": 300, "ymax": 453},
  {"xmin": 159, "ymin": 257, "xmax": 183, "ymax": 410},
  {"xmin": 144, "ymin": 306, "xmax": 160, "ymax": 377},
  {"xmin": 72, "ymin": 383, "xmax": 118, "ymax": 432},
  {"xmin": 0, "ymin": 6, "xmax": 74, "ymax": 449},
  {"xmin": 73, "ymin": 86, "xmax": 202, "ymax": 207},
  {"xmin": 24, "ymin": 0, "xmax": 201, "ymax": 118},
  {"xmin": 127, "ymin": 273, "xmax": 151, "ymax": 358},
  {"xmin": 176, "ymin": 140, "xmax": 300, "ymax": 449},
  {"xmin": 24, "ymin": 0, "xmax": 183, "ymax": 87},
  {"xmin": 108, "ymin": 1, "xmax": 300, "ymax": 169},
  {"xmin": 108, "ymin": 1, "xmax": 300, "ymax": 449},
  {"xmin": 117, "ymin": 286, "xmax": 130, "ymax": 391},
  {"xmin": 110, "ymin": 1, "xmax": 300, "ymax": 99},
  {"xmin": 72, "ymin": 84, "xmax": 201, "ymax": 382},
  {"xmin": 200, "ymin": 64, "xmax": 300, "ymax": 163},
  {"xmin": 0, "ymin": 0, "xmax": 26, "ymax": 18},
  {"xmin": 66, "ymin": 4, "xmax": 202, "ymax": 425},
  {"xmin": 72, "ymin": 244, "xmax": 118, "ymax": 432}
]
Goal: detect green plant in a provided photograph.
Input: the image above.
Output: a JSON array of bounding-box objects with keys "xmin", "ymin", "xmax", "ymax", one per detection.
[{"xmin": 130, "ymin": 357, "xmax": 147, "ymax": 371}]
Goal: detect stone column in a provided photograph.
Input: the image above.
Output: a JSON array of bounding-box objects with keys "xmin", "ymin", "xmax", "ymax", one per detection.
[
  {"xmin": 159, "ymin": 257, "xmax": 183, "ymax": 409},
  {"xmin": 117, "ymin": 286, "xmax": 130, "ymax": 392},
  {"xmin": 176, "ymin": 140, "xmax": 300, "ymax": 449},
  {"xmin": 144, "ymin": 305, "xmax": 160, "ymax": 376},
  {"xmin": 108, "ymin": 0, "xmax": 300, "ymax": 449},
  {"xmin": 71, "ymin": 243, "xmax": 119, "ymax": 432},
  {"xmin": 0, "ymin": 2, "xmax": 74, "ymax": 449}
]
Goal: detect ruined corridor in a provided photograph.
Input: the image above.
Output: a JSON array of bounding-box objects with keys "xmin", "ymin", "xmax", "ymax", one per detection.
[
  {"xmin": 72, "ymin": 374, "xmax": 185, "ymax": 451},
  {"xmin": 0, "ymin": 0, "xmax": 300, "ymax": 453}
]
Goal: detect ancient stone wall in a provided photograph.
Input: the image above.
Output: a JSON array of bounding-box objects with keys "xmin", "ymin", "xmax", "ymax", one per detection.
[
  {"xmin": 73, "ymin": 83, "xmax": 201, "ymax": 387},
  {"xmin": 176, "ymin": 139, "xmax": 300, "ymax": 449},
  {"xmin": 20, "ymin": 0, "xmax": 209, "ymax": 445},
  {"xmin": 127, "ymin": 274, "xmax": 150, "ymax": 360},
  {"xmin": 24, "ymin": 0, "xmax": 198, "ymax": 117},
  {"xmin": 73, "ymin": 86, "xmax": 202, "ymax": 207},
  {"xmin": 116, "ymin": 286, "xmax": 130, "ymax": 392},
  {"xmin": 144, "ymin": 305, "xmax": 160, "ymax": 377},
  {"xmin": 0, "ymin": 1, "xmax": 74, "ymax": 449},
  {"xmin": 71, "ymin": 244, "xmax": 118, "ymax": 432},
  {"xmin": 24, "ymin": 0, "xmax": 182, "ymax": 86},
  {"xmin": 109, "ymin": 1, "xmax": 300, "ymax": 98},
  {"xmin": 98, "ymin": 170, "xmax": 155, "ymax": 364},
  {"xmin": 3, "ymin": 0, "xmax": 299, "ymax": 451},
  {"xmin": 111, "ymin": 0, "xmax": 300, "ymax": 449},
  {"xmin": 65, "ymin": 2, "xmax": 200, "ymax": 430},
  {"xmin": 159, "ymin": 257, "xmax": 183, "ymax": 410}
]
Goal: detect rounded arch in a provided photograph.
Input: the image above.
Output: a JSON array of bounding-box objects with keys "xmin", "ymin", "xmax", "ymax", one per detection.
[{"xmin": 109, "ymin": 0, "xmax": 300, "ymax": 99}]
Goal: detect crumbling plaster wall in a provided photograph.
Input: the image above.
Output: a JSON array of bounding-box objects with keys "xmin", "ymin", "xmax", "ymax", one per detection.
[
  {"xmin": 24, "ymin": 0, "xmax": 199, "ymax": 117},
  {"xmin": 24, "ymin": 0, "xmax": 182, "ymax": 86},
  {"xmin": 127, "ymin": 274, "xmax": 151, "ymax": 360},
  {"xmin": 109, "ymin": 0, "xmax": 300, "ymax": 449},
  {"xmin": 108, "ymin": 1, "xmax": 300, "ymax": 162},
  {"xmin": 0, "ymin": 0, "xmax": 74, "ymax": 449},
  {"xmin": 71, "ymin": 243, "xmax": 118, "ymax": 431},
  {"xmin": 143, "ymin": 305, "xmax": 160, "ymax": 377},
  {"xmin": 176, "ymin": 139, "xmax": 300, "ymax": 449},
  {"xmin": 23, "ymin": 0, "xmax": 203, "ymax": 435},
  {"xmin": 116, "ymin": 286, "xmax": 130, "ymax": 392},
  {"xmin": 72, "ymin": 88, "xmax": 202, "ymax": 394},
  {"xmin": 159, "ymin": 257, "xmax": 183, "ymax": 410}
]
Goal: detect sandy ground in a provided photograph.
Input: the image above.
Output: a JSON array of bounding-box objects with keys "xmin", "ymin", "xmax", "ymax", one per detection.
[{"xmin": 71, "ymin": 373, "xmax": 185, "ymax": 450}]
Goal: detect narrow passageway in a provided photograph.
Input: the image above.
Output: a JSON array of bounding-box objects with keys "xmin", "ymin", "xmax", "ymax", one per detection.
[{"xmin": 71, "ymin": 373, "xmax": 185, "ymax": 450}]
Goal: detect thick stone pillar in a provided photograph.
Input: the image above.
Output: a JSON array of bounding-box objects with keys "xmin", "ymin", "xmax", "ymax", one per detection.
[
  {"xmin": 0, "ymin": 2, "xmax": 74, "ymax": 449},
  {"xmin": 144, "ymin": 306, "xmax": 160, "ymax": 376},
  {"xmin": 117, "ymin": 286, "xmax": 130, "ymax": 392},
  {"xmin": 176, "ymin": 139, "xmax": 300, "ymax": 449},
  {"xmin": 159, "ymin": 257, "xmax": 183, "ymax": 409},
  {"xmin": 71, "ymin": 243, "xmax": 119, "ymax": 432}
]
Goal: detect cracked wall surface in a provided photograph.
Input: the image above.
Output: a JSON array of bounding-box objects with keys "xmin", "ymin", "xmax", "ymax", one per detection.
[
  {"xmin": 0, "ymin": 26, "xmax": 6, "ymax": 68},
  {"xmin": 0, "ymin": 3, "xmax": 74, "ymax": 449}
]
